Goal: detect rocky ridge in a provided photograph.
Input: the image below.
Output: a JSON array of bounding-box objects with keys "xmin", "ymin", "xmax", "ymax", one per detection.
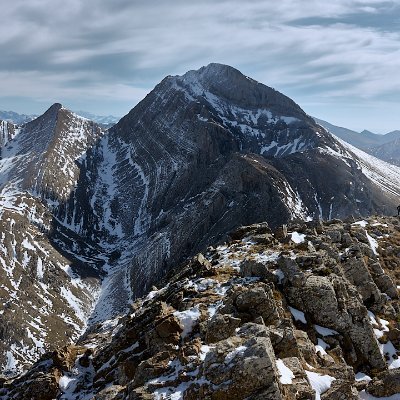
[
  {"xmin": 2, "ymin": 215, "xmax": 400, "ymax": 399},
  {"xmin": 0, "ymin": 107, "xmax": 106, "ymax": 376}
]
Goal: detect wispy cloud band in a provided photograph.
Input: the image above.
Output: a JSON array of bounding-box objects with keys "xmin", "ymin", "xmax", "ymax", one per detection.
[{"xmin": 1, "ymin": 0, "xmax": 400, "ymax": 131}]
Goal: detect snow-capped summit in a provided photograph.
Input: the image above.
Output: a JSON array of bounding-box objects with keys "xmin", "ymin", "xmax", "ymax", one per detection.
[
  {"xmin": 177, "ymin": 62, "xmax": 309, "ymax": 119},
  {"xmin": 155, "ymin": 63, "xmax": 339, "ymax": 160}
]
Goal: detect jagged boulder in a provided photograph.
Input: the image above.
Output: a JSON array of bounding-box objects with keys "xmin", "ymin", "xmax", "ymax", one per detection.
[
  {"xmin": 367, "ymin": 368, "xmax": 400, "ymax": 397},
  {"xmin": 321, "ymin": 380, "xmax": 359, "ymax": 400},
  {"xmin": 199, "ymin": 336, "xmax": 283, "ymax": 399},
  {"xmin": 282, "ymin": 261, "xmax": 386, "ymax": 370},
  {"xmin": 230, "ymin": 222, "xmax": 272, "ymax": 241},
  {"xmin": 279, "ymin": 357, "xmax": 314, "ymax": 400},
  {"xmin": 206, "ymin": 314, "xmax": 241, "ymax": 343},
  {"xmin": 240, "ymin": 259, "xmax": 280, "ymax": 284}
]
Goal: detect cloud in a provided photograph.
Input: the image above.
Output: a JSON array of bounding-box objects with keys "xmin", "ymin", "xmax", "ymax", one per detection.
[{"xmin": 1, "ymin": 0, "xmax": 400, "ymax": 131}]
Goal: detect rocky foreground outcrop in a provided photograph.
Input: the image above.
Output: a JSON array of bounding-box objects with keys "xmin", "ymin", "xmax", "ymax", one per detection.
[{"xmin": 1, "ymin": 215, "xmax": 400, "ymax": 399}]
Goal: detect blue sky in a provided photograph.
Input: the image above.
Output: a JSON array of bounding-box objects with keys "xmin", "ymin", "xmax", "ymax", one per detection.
[{"xmin": 1, "ymin": 0, "xmax": 400, "ymax": 133}]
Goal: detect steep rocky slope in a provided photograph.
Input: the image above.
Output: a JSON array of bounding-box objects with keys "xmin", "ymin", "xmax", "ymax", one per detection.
[
  {"xmin": 316, "ymin": 118, "xmax": 400, "ymax": 167},
  {"xmin": 370, "ymin": 137, "xmax": 400, "ymax": 167},
  {"xmin": 2, "ymin": 216, "xmax": 400, "ymax": 399},
  {"xmin": 0, "ymin": 108, "xmax": 105, "ymax": 376}
]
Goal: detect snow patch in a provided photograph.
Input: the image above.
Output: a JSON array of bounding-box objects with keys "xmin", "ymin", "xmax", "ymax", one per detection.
[
  {"xmin": 289, "ymin": 306, "xmax": 307, "ymax": 324},
  {"xmin": 290, "ymin": 232, "xmax": 305, "ymax": 244},
  {"xmin": 224, "ymin": 346, "xmax": 247, "ymax": 364},
  {"xmin": 173, "ymin": 306, "xmax": 201, "ymax": 338},
  {"xmin": 315, "ymin": 324, "xmax": 338, "ymax": 337},
  {"xmin": 276, "ymin": 359, "xmax": 295, "ymax": 384},
  {"xmin": 305, "ymin": 370, "xmax": 335, "ymax": 400}
]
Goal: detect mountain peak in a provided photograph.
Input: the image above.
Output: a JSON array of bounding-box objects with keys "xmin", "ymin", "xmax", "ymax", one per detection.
[
  {"xmin": 168, "ymin": 63, "xmax": 310, "ymax": 124},
  {"xmin": 360, "ymin": 129, "xmax": 376, "ymax": 136},
  {"xmin": 47, "ymin": 102, "xmax": 63, "ymax": 113},
  {"xmin": 190, "ymin": 62, "xmax": 244, "ymax": 80},
  {"xmin": 31, "ymin": 103, "xmax": 64, "ymax": 123},
  {"xmin": 178, "ymin": 63, "xmax": 253, "ymax": 91}
]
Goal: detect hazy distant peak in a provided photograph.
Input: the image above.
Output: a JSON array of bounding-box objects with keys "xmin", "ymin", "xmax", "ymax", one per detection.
[
  {"xmin": 74, "ymin": 110, "xmax": 120, "ymax": 125},
  {"xmin": 360, "ymin": 129, "xmax": 376, "ymax": 135},
  {"xmin": 0, "ymin": 110, "xmax": 38, "ymax": 125}
]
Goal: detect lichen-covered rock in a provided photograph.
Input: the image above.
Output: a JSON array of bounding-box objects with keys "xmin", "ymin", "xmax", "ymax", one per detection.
[
  {"xmin": 280, "ymin": 357, "xmax": 314, "ymax": 399},
  {"xmin": 340, "ymin": 256, "xmax": 383, "ymax": 308},
  {"xmin": 200, "ymin": 336, "xmax": 283, "ymax": 399},
  {"xmin": 321, "ymin": 380, "xmax": 359, "ymax": 400},
  {"xmin": 206, "ymin": 313, "xmax": 241, "ymax": 343},
  {"xmin": 366, "ymin": 368, "xmax": 400, "ymax": 397},
  {"xmin": 230, "ymin": 222, "xmax": 272, "ymax": 241},
  {"xmin": 234, "ymin": 285, "xmax": 282, "ymax": 325},
  {"xmin": 240, "ymin": 259, "xmax": 280, "ymax": 284},
  {"xmin": 284, "ymin": 271, "xmax": 386, "ymax": 370}
]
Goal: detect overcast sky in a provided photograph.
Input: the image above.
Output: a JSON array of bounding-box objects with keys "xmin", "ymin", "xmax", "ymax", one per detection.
[{"xmin": 1, "ymin": 0, "xmax": 400, "ymax": 133}]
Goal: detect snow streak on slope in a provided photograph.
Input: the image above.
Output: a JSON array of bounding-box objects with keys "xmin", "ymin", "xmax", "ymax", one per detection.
[
  {"xmin": 89, "ymin": 135, "xmax": 123, "ymax": 244},
  {"xmin": 329, "ymin": 134, "xmax": 400, "ymax": 198},
  {"xmin": 0, "ymin": 108, "xmax": 104, "ymax": 376},
  {"xmin": 0, "ymin": 192, "xmax": 99, "ymax": 377},
  {"xmin": 170, "ymin": 68, "xmax": 319, "ymax": 158}
]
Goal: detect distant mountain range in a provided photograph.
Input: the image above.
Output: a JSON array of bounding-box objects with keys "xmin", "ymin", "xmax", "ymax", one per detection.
[
  {"xmin": 73, "ymin": 111, "xmax": 120, "ymax": 126},
  {"xmin": 0, "ymin": 109, "xmax": 119, "ymax": 127},
  {"xmin": 315, "ymin": 118, "xmax": 400, "ymax": 166},
  {"xmin": 0, "ymin": 110, "xmax": 38, "ymax": 125}
]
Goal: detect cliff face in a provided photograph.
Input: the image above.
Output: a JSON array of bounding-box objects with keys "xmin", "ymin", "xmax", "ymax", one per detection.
[{"xmin": 2, "ymin": 216, "xmax": 400, "ymax": 399}]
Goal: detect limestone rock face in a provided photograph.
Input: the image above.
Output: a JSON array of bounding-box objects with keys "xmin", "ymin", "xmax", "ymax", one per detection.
[{"xmin": 3, "ymin": 216, "xmax": 400, "ymax": 399}]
